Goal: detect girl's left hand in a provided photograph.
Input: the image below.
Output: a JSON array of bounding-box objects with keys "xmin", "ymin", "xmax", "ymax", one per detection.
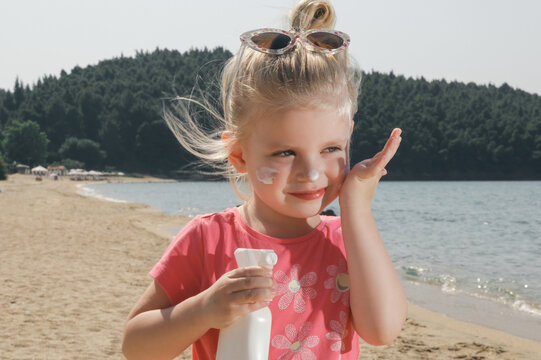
[{"xmin": 339, "ymin": 128, "xmax": 402, "ymax": 210}]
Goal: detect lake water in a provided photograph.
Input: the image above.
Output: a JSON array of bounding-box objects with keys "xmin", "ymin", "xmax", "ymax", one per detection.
[{"xmin": 81, "ymin": 180, "xmax": 541, "ymax": 340}]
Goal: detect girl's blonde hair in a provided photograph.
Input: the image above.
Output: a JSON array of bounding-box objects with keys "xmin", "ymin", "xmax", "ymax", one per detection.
[{"xmin": 164, "ymin": 0, "xmax": 362, "ymax": 197}]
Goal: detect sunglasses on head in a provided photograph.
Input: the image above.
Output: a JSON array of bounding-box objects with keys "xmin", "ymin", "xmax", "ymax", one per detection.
[{"xmin": 240, "ymin": 28, "xmax": 350, "ymax": 55}]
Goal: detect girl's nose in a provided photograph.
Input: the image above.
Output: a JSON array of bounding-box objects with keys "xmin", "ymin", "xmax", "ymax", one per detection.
[
  {"xmin": 294, "ymin": 157, "xmax": 321, "ymax": 182},
  {"xmin": 307, "ymin": 169, "xmax": 320, "ymax": 181}
]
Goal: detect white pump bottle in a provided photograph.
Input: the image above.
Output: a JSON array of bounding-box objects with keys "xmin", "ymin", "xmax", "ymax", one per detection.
[{"xmin": 216, "ymin": 248, "xmax": 278, "ymax": 360}]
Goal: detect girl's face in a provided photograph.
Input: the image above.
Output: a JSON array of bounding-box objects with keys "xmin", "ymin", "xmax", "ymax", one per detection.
[{"xmin": 239, "ymin": 107, "xmax": 351, "ymax": 221}]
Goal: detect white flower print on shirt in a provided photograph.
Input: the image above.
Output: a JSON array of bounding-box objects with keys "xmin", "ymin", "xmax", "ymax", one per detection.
[
  {"xmin": 274, "ymin": 264, "xmax": 317, "ymax": 313},
  {"xmin": 272, "ymin": 322, "xmax": 320, "ymax": 360},
  {"xmin": 323, "ymin": 258, "xmax": 350, "ymax": 306},
  {"xmin": 325, "ymin": 311, "xmax": 349, "ymax": 353}
]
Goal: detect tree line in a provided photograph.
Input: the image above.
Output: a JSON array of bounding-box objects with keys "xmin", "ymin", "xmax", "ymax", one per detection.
[{"xmin": 1, "ymin": 47, "xmax": 540, "ymax": 180}]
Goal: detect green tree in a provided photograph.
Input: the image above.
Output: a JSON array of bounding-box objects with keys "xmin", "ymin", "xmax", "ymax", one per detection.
[
  {"xmin": 52, "ymin": 158, "xmax": 85, "ymax": 170},
  {"xmin": 135, "ymin": 119, "xmax": 187, "ymax": 172},
  {"xmin": 1, "ymin": 48, "xmax": 540, "ymax": 179},
  {"xmin": 0, "ymin": 153, "xmax": 7, "ymax": 180},
  {"xmin": 13, "ymin": 78, "xmax": 25, "ymax": 109},
  {"xmin": 2, "ymin": 120, "xmax": 49, "ymax": 166},
  {"xmin": 58, "ymin": 137, "xmax": 106, "ymax": 169}
]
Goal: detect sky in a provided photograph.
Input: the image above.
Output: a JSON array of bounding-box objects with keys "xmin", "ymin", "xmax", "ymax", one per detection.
[{"xmin": 1, "ymin": 0, "xmax": 541, "ymax": 95}]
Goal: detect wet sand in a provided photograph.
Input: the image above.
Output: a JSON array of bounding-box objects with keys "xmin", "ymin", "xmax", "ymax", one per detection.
[{"xmin": 1, "ymin": 174, "xmax": 540, "ymax": 359}]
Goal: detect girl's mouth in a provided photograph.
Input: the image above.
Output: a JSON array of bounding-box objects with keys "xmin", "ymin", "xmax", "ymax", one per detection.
[{"xmin": 289, "ymin": 188, "xmax": 326, "ymax": 200}]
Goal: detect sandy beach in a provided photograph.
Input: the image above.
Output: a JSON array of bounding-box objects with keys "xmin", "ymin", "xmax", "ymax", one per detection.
[{"xmin": 1, "ymin": 174, "xmax": 540, "ymax": 359}]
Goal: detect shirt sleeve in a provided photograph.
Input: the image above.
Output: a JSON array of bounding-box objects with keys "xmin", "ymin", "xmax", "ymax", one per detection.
[{"xmin": 149, "ymin": 216, "xmax": 204, "ymax": 305}]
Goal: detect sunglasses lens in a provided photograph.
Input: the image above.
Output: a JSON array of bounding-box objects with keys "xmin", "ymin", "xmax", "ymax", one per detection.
[
  {"xmin": 251, "ymin": 32, "xmax": 292, "ymax": 50},
  {"xmin": 307, "ymin": 32, "xmax": 344, "ymax": 50}
]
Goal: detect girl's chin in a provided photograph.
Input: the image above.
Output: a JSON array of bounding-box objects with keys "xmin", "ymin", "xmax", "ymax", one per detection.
[{"xmin": 282, "ymin": 202, "xmax": 328, "ymax": 219}]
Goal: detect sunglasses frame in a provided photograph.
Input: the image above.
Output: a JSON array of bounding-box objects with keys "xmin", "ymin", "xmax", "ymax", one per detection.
[{"xmin": 240, "ymin": 28, "xmax": 350, "ymax": 55}]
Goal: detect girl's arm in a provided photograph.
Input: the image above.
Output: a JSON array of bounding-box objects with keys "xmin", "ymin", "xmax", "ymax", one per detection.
[
  {"xmin": 339, "ymin": 128, "xmax": 408, "ymax": 346},
  {"xmin": 122, "ymin": 266, "xmax": 274, "ymax": 360}
]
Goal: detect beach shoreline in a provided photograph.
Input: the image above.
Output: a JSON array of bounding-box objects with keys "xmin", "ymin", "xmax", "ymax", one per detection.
[
  {"xmin": 1, "ymin": 174, "xmax": 540, "ymax": 359},
  {"xmin": 79, "ymin": 179, "xmax": 541, "ymax": 343}
]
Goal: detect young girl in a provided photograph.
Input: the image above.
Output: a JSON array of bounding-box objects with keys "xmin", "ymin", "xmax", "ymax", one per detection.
[{"xmin": 122, "ymin": 1, "xmax": 407, "ymax": 359}]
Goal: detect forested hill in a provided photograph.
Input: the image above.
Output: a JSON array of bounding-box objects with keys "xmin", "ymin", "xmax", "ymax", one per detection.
[{"xmin": 1, "ymin": 47, "xmax": 540, "ymax": 180}]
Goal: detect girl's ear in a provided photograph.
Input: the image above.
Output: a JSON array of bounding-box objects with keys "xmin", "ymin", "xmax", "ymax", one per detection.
[
  {"xmin": 228, "ymin": 144, "xmax": 247, "ymax": 173},
  {"xmin": 222, "ymin": 132, "xmax": 247, "ymax": 173}
]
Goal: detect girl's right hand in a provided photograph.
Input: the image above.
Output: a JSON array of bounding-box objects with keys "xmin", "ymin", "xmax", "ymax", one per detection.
[{"xmin": 199, "ymin": 266, "xmax": 275, "ymax": 329}]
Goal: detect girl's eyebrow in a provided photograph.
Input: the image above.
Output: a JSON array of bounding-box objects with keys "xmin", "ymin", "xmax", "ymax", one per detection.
[
  {"xmin": 323, "ymin": 138, "xmax": 350, "ymax": 146},
  {"xmin": 264, "ymin": 142, "xmax": 292, "ymax": 150}
]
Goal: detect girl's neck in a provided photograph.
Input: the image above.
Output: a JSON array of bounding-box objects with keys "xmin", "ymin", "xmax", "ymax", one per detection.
[{"xmin": 240, "ymin": 199, "xmax": 321, "ymax": 239}]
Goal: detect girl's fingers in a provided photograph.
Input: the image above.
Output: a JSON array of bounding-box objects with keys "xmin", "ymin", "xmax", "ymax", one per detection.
[
  {"xmin": 352, "ymin": 159, "xmax": 377, "ymax": 179},
  {"xmin": 228, "ymin": 275, "xmax": 275, "ymax": 293},
  {"xmin": 245, "ymin": 301, "xmax": 270, "ymax": 312},
  {"xmin": 376, "ymin": 128, "xmax": 402, "ymax": 169},
  {"xmin": 228, "ymin": 266, "xmax": 272, "ymax": 279},
  {"xmin": 358, "ymin": 158, "xmax": 375, "ymax": 169},
  {"xmin": 351, "ymin": 128, "xmax": 401, "ymax": 179},
  {"xmin": 225, "ymin": 266, "xmax": 274, "ymax": 296},
  {"xmin": 232, "ymin": 301, "xmax": 270, "ymax": 319},
  {"xmin": 230, "ymin": 287, "xmax": 275, "ymax": 305},
  {"xmin": 361, "ymin": 128, "xmax": 402, "ymax": 166}
]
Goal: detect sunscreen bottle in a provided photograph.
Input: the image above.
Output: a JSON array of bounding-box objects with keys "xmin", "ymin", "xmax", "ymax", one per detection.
[{"xmin": 216, "ymin": 248, "xmax": 278, "ymax": 360}]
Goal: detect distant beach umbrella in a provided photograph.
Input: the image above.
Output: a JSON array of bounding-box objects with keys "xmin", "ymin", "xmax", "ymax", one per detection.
[{"xmin": 31, "ymin": 166, "xmax": 48, "ymax": 175}]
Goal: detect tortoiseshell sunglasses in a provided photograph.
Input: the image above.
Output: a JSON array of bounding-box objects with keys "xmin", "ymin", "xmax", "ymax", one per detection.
[{"xmin": 240, "ymin": 28, "xmax": 350, "ymax": 55}]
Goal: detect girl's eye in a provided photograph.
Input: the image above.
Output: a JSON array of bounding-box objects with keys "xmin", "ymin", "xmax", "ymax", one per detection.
[
  {"xmin": 273, "ymin": 150, "xmax": 295, "ymax": 157},
  {"xmin": 323, "ymin": 146, "xmax": 341, "ymax": 153}
]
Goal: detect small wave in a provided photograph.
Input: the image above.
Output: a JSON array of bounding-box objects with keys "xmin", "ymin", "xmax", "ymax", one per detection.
[
  {"xmin": 458, "ymin": 288, "xmax": 541, "ymax": 319},
  {"xmin": 423, "ymin": 216, "xmax": 459, "ymax": 223},
  {"xmin": 402, "ymin": 266, "xmax": 427, "ymax": 278},
  {"xmin": 77, "ymin": 184, "xmax": 127, "ymax": 203},
  {"xmin": 439, "ymin": 274, "xmax": 458, "ymax": 293},
  {"xmin": 420, "ymin": 274, "xmax": 458, "ymax": 293},
  {"xmin": 512, "ymin": 300, "xmax": 541, "ymax": 317},
  {"xmin": 401, "ymin": 266, "xmax": 457, "ymax": 292},
  {"xmin": 401, "ymin": 267, "xmax": 541, "ymax": 318},
  {"xmin": 424, "ymin": 216, "xmax": 446, "ymax": 222},
  {"xmin": 511, "ymin": 220, "xmax": 529, "ymax": 225}
]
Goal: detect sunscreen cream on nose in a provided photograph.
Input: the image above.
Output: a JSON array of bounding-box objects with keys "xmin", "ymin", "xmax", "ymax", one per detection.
[
  {"xmin": 308, "ymin": 169, "xmax": 320, "ymax": 181},
  {"xmin": 256, "ymin": 167, "xmax": 279, "ymax": 184}
]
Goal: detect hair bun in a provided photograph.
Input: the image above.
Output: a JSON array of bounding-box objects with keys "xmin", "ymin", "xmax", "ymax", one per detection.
[{"xmin": 289, "ymin": 0, "xmax": 336, "ymax": 31}]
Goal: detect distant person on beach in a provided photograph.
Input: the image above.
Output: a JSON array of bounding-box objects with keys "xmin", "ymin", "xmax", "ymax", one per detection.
[{"xmin": 122, "ymin": 1, "xmax": 407, "ymax": 359}]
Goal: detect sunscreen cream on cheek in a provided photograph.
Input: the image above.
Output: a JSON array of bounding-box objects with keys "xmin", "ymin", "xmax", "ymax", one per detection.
[{"xmin": 256, "ymin": 167, "xmax": 279, "ymax": 185}]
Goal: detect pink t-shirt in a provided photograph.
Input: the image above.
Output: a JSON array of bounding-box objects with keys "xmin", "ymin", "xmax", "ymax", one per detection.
[{"xmin": 150, "ymin": 207, "xmax": 359, "ymax": 360}]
